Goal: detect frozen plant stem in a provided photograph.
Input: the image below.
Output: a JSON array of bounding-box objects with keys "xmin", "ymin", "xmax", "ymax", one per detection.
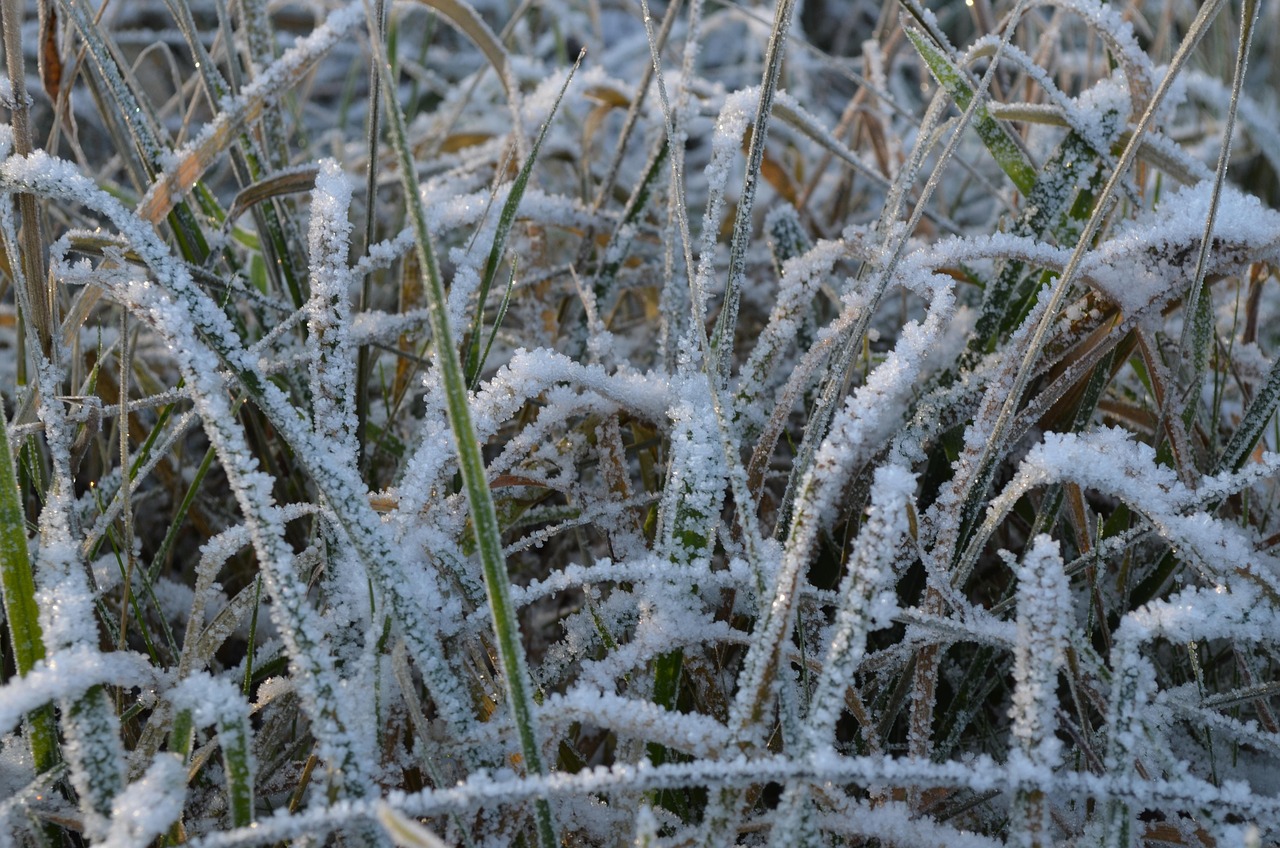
[
  {"xmin": 1, "ymin": 0, "xmax": 53, "ymax": 359},
  {"xmin": 709, "ymin": 0, "xmax": 797, "ymax": 383},
  {"xmin": 364, "ymin": 7, "xmax": 558, "ymax": 848},
  {"xmin": 1177, "ymin": 0, "xmax": 1259, "ymax": 375}
]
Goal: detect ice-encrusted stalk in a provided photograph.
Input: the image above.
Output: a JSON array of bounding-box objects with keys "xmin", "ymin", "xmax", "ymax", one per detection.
[
  {"xmin": 1009, "ymin": 537, "xmax": 1070, "ymax": 848},
  {"xmin": 708, "ymin": 0, "xmax": 796, "ymax": 381},
  {"xmin": 1, "ymin": 146, "xmax": 477, "ymax": 753},
  {"xmin": 306, "ymin": 159, "xmax": 358, "ymax": 456},
  {"xmin": 367, "ymin": 8, "xmax": 558, "ymax": 847},
  {"xmin": 1101, "ymin": 633, "xmax": 1153, "ymax": 848},
  {"xmin": 775, "ymin": 0, "xmax": 1035, "ymax": 539},
  {"xmin": 732, "ymin": 233, "xmax": 838, "ymax": 438},
  {"xmin": 0, "ymin": 155, "xmax": 380, "ymax": 810},
  {"xmin": 655, "ymin": 376, "xmax": 727, "ymax": 566},
  {"xmin": 769, "ymin": 465, "xmax": 913, "ymax": 847},
  {"xmin": 702, "ymin": 245, "xmax": 954, "ymax": 842},
  {"xmin": 1177, "ymin": 0, "xmax": 1259, "ymax": 372},
  {"xmin": 99, "ymin": 755, "xmax": 186, "ymax": 848},
  {"xmin": 171, "ymin": 674, "xmax": 257, "ymax": 828},
  {"xmin": 28, "ymin": 354, "xmax": 126, "ymax": 840}
]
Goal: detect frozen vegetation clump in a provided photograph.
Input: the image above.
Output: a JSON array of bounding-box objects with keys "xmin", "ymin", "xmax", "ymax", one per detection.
[{"xmin": 7, "ymin": 0, "xmax": 1280, "ymax": 844}]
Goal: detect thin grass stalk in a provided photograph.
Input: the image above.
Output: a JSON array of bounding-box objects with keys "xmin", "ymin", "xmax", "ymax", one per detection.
[
  {"xmin": 640, "ymin": 0, "xmax": 701, "ymax": 368},
  {"xmin": 173, "ymin": 675, "xmax": 256, "ymax": 828},
  {"xmin": 76, "ymin": 403, "xmax": 200, "ymax": 565},
  {"xmin": 115, "ymin": 312, "xmax": 137, "ymax": 652},
  {"xmin": 768, "ymin": 466, "xmax": 914, "ymax": 847},
  {"xmin": 158, "ymin": 0, "xmax": 309, "ymax": 308},
  {"xmin": 1, "ymin": 0, "xmax": 54, "ymax": 359},
  {"xmin": 464, "ymin": 60, "xmax": 581, "ymax": 388},
  {"xmin": 637, "ymin": 0, "xmax": 769, "ymax": 593},
  {"xmin": 589, "ymin": 0, "xmax": 679, "ymax": 218},
  {"xmin": 305, "ymin": 159, "xmax": 358, "ymax": 455},
  {"xmin": 1102, "ymin": 638, "xmax": 1150, "ymax": 848},
  {"xmin": 365, "ymin": 7, "xmax": 558, "ymax": 846},
  {"xmin": 137, "ymin": 2, "xmax": 366, "ymax": 226},
  {"xmin": 708, "ymin": 0, "xmax": 796, "ymax": 382},
  {"xmin": 357, "ymin": 0, "xmax": 386, "ymax": 465},
  {"xmin": 770, "ymin": 0, "xmax": 1035, "ymax": 539},
  {"xmin": 232, "ymin": 0, "xmax": 290, "ymax": 168},
  {"xmin": 57, "ymin": 0, "xmax": 211, "ymax": 265},
  {"xmin": 1217, "ymin": 351, "xmax": 1280, "ymax": 473},
  {"xmin": 147, "ymin": 442, "xmax": 217, "ymax": 582},
  {"xmin": 771, "ymin": 86, "xmax": 953, "ymax": 535},
  {"xmin": 1009, "ymin": 537, "xmax": 1070, "ymax": 848},
  {"xmin": 1176, "ymin": 0, "xmax": 1259, "ymax": 378}
]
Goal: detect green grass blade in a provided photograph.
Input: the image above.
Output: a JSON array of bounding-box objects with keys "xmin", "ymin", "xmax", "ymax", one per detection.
[
  {"xmin": 470, "ymin": 259, "xmax": 517, "ymax": 391},
  {"xmin": 1218, "ymin": 353, "xmax": 1280, "ymax": 473},
  {"xmin": 368, "ymin": 10, "xmax": 558, "ymax": 847},
  {"xmin": 464, "ymin": 52, "xmax": 583, "ymax": 388},
  {"xmin": 0, "ymin": 396, "xmax": 59, "ymax": 777},
  {"xmin": 905, "ymin": 27, "xmax": 1038, "ymax": 196}
]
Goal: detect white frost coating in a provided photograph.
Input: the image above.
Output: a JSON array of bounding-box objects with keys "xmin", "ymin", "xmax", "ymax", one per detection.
[
  {"xmin": 1042, "ymin": 0, "xmax": 1154, "ymax": 109},
  {"xmin": 1122, "ymin": 580, "xmax": 1279, "ymax": 648},
  {"xmin": 306, "ymin": 158, "xmax": 358, "ymax": 457},
  {"xmin": 1001, "ymin": 428, "xmax": 1280, "ymax": 590},
  {"xmin": 1009, "ymin": 536, "xmax": 1070, "ymax": 769},
  {"xmin": 540, "ymin": 689, "xmax": 731, "ymax": 758},
  {"xmin": 804, "ymin": 464, "xmax": 914, "ymax": 748},
  {"xmin": 1086, "ymin": 181, "xmax": 1280, "ymax": 314},
  {"xmin": 171, "ymin": 672, "xmax": 252, "ymax": 731},
  {"xmin": 766, "ymin": 466, "xmax": 918, "ymax": 843},
  {"xmin": 0, "ymin": 150, "xmax": 385, "ymax": 799},
  {"xmin": 177, "ymin": 747, "xmax": 1280, "ymax": 848},
  {"xmin": 5, "ymin": 0, "xmax": 1280, "ymax": 835},
  {"xmin": 727, "ymin": 234, "xmax": 957, "ymax": 752},
  {"xmin": 0, "ymin": 649, "xmax": 155, "ymax": 736},
  {"xmin": 691, "ymin": 86, "xmax": 758, "ymax": 321},
  {"xmin": 394, "ymin": 347, "xmax": 670, "ymax": 519},
  {"xmin": 656, "ymin": 373, "xmax": 727, "ymax": 566},
  {"xmin": 734, "ymin": 236, "xmax": 845, "ymax": 433},
  {"xmin": 818, "ymin": 797, "xmax": 1004, "ymax": 848},
  {"xmin": 804, "ymin": 271, "xmax": 954, "ymax": 528},
  {"xmin": 100, "ymin": 754, "xmax": 187, "ymax": 848}
]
